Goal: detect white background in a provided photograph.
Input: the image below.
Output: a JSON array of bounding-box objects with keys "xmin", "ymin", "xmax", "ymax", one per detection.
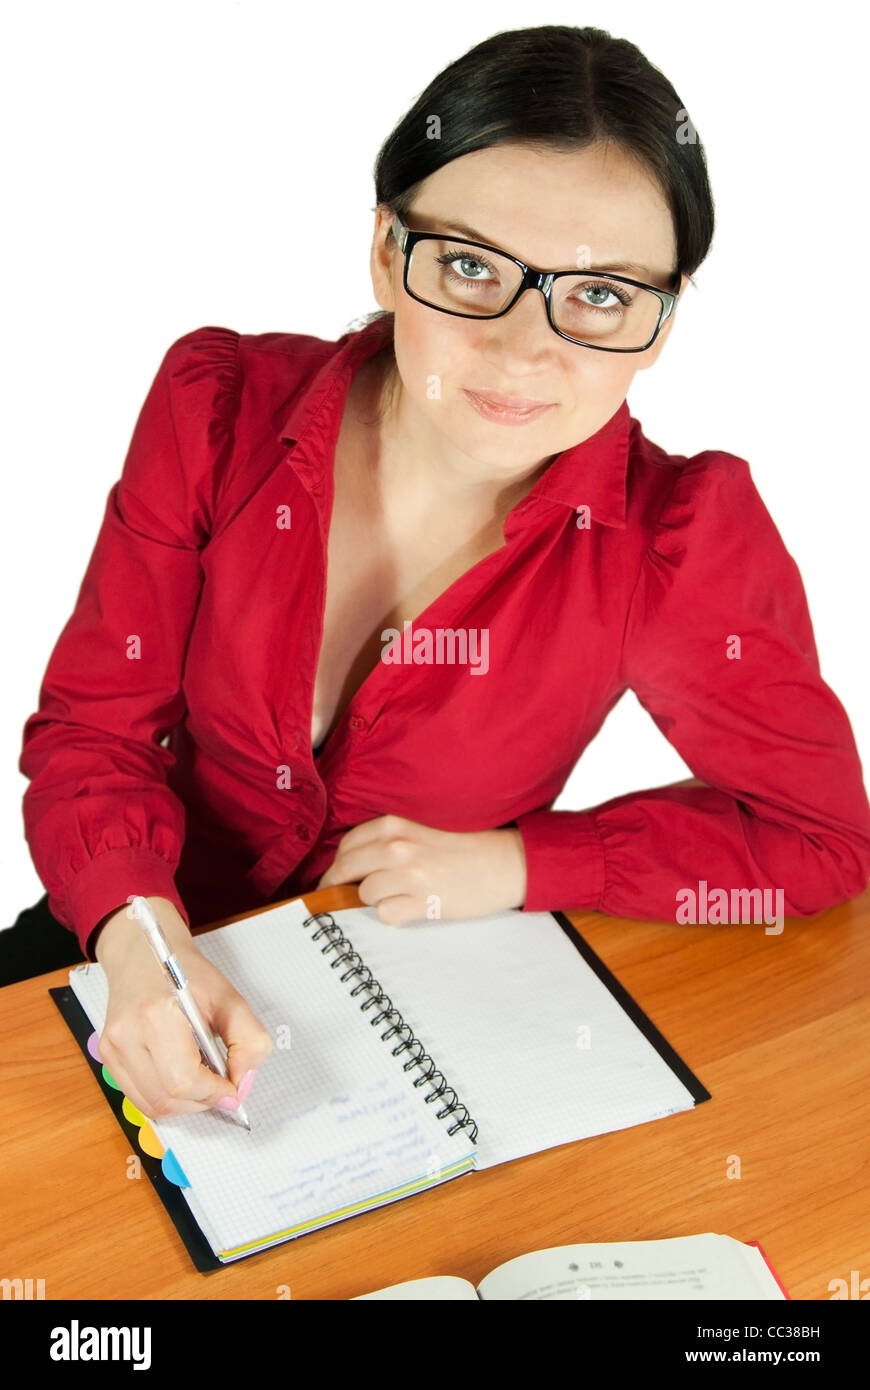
[{"xmin": 3, "ymin": 1, "xmax": 868, "ymax": 924}]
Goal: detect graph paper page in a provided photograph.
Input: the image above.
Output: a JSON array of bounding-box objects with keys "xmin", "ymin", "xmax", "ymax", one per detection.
[{"xmin": 327, "ymin": 907, "xmax": 699, "ymax": 1170}]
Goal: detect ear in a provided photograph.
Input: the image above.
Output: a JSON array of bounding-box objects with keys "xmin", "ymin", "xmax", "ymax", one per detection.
[
  {"xmin": 370, "ymin": 205, "xmax": 399, "ymax": 314},
  {"xmin": 635, "ymin": 272, "xmax": 692, "ymax": 370}
]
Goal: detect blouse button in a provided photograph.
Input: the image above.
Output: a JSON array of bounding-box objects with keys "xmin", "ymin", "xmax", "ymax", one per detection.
[
  {"xmin": 296, "ymin": 824, "xmax": 311, "ymax": 842},
  {"xmin": 349, "ymin": 715, "xmax": 366, "ymax": 731}
]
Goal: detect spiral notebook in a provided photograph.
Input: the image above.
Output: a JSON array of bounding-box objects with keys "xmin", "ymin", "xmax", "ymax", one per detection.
[{"xmin": 58, "ymin": 899, "xmax": 710, "ymax": 1269}]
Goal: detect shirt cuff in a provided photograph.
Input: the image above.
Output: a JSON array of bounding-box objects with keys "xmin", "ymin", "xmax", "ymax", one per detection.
[
  {"xmin": 514, "ymin": 809, "xmax": 606, "ymax": 913},
  {"xmin": 59, "ymin": 846, "xmax": 191, "ymax": 961}
]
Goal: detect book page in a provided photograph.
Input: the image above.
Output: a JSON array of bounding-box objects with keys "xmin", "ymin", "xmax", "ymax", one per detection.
[
  {"xmin": 476, "ymin": 1235, "xmax": 786, "ymax": 1300},
  {"xmin": 353, "ymin": 1276, "xmax": 479, "ymax": 1300},
  {"xmin": 328, "ymin": 908, "xmax": 698, "ymax": 1171},
  {"xmin": 68, "ymin": 899, "xmax": 476, "ymax": 1258}
]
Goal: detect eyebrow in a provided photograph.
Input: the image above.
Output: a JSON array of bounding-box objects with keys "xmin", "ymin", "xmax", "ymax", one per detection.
[{"xmin": 434, "ymin": 219, "xmax": 659, "ymax": 280}]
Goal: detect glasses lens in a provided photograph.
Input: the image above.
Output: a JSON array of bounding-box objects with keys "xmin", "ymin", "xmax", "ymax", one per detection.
[
  {"xmin": 406, "ymin": 237, "xmax": 665, "ymax": 349},
  {"xmin": 407, "ymin": 237, "xmax": 522, "ymax": 316},
  {"xmin": 551, "ymin": 275, "xmax": 663, "ymax": 349}
]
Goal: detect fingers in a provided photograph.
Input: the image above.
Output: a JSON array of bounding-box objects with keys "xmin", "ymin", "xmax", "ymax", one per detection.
[
  {"xmin": 334, "ymin": 815, "xmax": 415, "ymax": 855},
  {"xmin": 357, "ymin": 857, "xmax": 429, "ymax": 903},
  {"xmin": 323, "ymin": 830, "xmax": 421, "ymax": 890},
  {"xmin": 101, "ymin": 994, "xmax": 235, "ymax": 1123},
  {"xmin": 208, "ymin": 986, "xmax": 274, "ymax": 1089},
  {"xmin": 320, "ymin": 815, "xmax": 436, "ymax": 883},
  {"xmin": 372, "ymin": 894, "xmax": 427, "ymax": 927},
  {"xmin": 100, "ymin": 1032, "xmax": 183, "ymax": 1123},
  {"xmin": 146, "ymin": 993, "xmax": 243, "ymax": 1109}
]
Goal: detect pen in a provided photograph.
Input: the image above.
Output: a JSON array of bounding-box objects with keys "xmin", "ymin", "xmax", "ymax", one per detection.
[{"xmin": 128, "ymin": 896, "xmax": 252, "ymax": 1131}]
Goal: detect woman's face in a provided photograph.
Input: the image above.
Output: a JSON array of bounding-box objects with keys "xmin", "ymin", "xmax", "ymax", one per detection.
[{"xmin": 370, "ymin": 140, "xmax": 690, "ymax": 474}]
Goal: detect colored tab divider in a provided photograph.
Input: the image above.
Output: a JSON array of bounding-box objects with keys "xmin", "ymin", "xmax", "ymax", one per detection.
[{"xmin": 87, "ymin": 1030, "xmax": 190, "ymax": 1188}]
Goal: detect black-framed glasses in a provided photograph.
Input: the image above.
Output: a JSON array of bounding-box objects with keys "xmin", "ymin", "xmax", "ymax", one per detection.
[{"xmin": 391, "ymin": 213, "xmax": 679, "ymax": 353}]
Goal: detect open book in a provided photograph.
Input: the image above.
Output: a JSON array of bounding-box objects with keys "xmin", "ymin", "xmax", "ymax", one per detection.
[
  {"xmin": 355, "ymin": 1235, "xmax": 788, "ymax": 1300},
  {"xmin": 61, "ymin": 899, "xmax": 710, "ymax": 1267}
]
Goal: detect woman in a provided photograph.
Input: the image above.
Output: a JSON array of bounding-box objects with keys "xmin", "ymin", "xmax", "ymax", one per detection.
[{"xmin": 13, "ymin": 26, "xmax": 870, "ymax": 1121}]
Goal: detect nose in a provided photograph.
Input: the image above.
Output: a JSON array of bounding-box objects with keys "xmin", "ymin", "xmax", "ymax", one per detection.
[{"xmin": 491, "ymin": 277, "xmax": 558, "ymax": 347}]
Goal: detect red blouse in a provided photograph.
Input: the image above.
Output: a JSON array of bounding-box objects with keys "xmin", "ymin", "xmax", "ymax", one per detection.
[{"xmin": 20, "ymin": 316, "xmax": 870, "ymax": 958}]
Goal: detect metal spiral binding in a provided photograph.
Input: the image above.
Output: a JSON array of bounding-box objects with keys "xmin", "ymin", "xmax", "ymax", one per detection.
[{"xmin": 302, "ymin": 910, "xmax": 478, "ymax": 1143}]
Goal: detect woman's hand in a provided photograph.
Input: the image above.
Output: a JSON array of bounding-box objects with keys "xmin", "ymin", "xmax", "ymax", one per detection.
[
  {"xmin": 317, "ymin": 817, "xmax": 527, "ymax": 925},
  {"xmin": 93, "ymin": 897, "xmax": 273, "ymax": 1124}
]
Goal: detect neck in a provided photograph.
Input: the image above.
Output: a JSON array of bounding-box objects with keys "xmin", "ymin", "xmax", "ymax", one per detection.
[{"xmin": 359, "ymin": 349, "xmax": 554, "ymax": 531}]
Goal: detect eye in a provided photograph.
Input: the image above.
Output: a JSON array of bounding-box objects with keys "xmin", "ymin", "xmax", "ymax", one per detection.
[
  {"xmin": 435, "ymin": 251, "xmax": 498, "ymax": 282},
  {"xmin": 578, "ymin": 282, "xmax": 631, "ymax": 310}
]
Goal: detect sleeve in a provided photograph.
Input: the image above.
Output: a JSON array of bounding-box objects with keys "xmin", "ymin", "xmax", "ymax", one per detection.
[
  {"xmin": 515, "ymin": 454, "xmax": 870, "ymax": 923},
  {"xmin": 19, "ymin": 326, "xmax": 242, "ymax": 960}
]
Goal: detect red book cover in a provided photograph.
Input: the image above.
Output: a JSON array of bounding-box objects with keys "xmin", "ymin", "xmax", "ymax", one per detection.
[{"xmin": 747, "ymin": 1241, "xmax": 790, "ymax": 1299}]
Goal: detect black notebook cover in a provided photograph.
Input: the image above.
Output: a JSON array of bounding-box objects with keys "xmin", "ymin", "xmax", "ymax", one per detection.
[{"xmin": 51, "ymin": 909, "xmax": 711, "ymax": 1275}]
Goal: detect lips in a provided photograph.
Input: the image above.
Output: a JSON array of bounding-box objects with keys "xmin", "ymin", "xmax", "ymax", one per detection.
[
  {"xmin": 462, "ymin": 389, "xmax": 555, "ymax": 425},
  {"xmin": 466, "ymin": 389, "xmax": 552, "ymax": 410}
]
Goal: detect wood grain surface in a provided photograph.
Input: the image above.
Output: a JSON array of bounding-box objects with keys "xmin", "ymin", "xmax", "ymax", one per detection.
[{"xmin": 2, "ymin": 882, "xmax": 867, "ymax": 1301}]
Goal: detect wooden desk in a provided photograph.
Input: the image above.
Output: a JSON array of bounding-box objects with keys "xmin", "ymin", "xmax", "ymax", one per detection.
[{"xmin": 2, "ymin": 884, "xmax": 868, "ymax": 1301}]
